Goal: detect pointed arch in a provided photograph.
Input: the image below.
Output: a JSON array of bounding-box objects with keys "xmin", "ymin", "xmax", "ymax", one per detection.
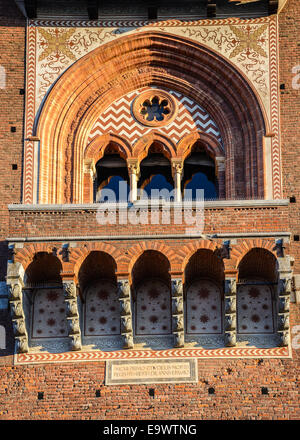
[
  {"xmin": 84, "ymin": 133, "xmax": 132, "ymax": 163},
  {"xmin": 177, "ymin": 131, "xmax": 224, "ymax": 162},
  {"xmin": 132, "ymin": 132, "xmax": 177, "ymax": 163}
]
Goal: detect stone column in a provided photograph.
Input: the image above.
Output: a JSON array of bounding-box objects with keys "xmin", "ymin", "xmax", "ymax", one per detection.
[
  {"xmin": 6, "ymin": 262, "xmax": 29, "ymax": 353},
  {"xmin": 171, "ymin": 160, "xmax": 183, "ymax": 203},
  {"xmin": 171, "ymin": 279, "xmax": 184, "ymax": 348},
  {"xmin": 63, "ymin": 280, "xmax": 82, "ymax": 351},
  {"xmin": 215, "ymin": 156, "xmax": 225, "ymax": 199},
  {"xmin": 118, "ymin": 280, "xmax": 134, "ymax": 349},
  {"xmin": 127, "ymin": 160, "xmax": 140, "ymax": 203},
  {"xmin": 224, "ymin": 278, "xmax": 237, "ymax": 347}
]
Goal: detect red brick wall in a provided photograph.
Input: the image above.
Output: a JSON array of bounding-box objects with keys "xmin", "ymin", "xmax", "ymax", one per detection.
[
  {"xmin": 7, "ymin": 205, "xmax": 290, "ymax": 237},
  {"xmin": 279, "ymin": 0, "xmax": 300, "ymax": 273},
  {"xmin": 0, "ymin": 303, "xmax": 299, "ymax": 420},
  {"xmin": 0, "ymin": 0, "xmax": 299, "ymax": 420},
  {"xmin": 0, "ymin": 1, "xmax": 25, "ymax": 280}
]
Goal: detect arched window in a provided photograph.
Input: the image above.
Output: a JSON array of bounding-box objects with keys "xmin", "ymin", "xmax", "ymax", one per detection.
[
  {"xmin": 79, "ymin": 251, "xmax": 121, "ymax": 344},
  {"xmin": 138, "ymin": 142, "xmax": 174, "ymax": 201},
  {"xmin": 182, "ymin": 141, "xmax": 218, "ymax": 200},
  {"xmin": 95, "ymin": 143, "xmax": 129, "ymax": 203},
  {"xmin": 132, "ymin": 250, "xmax": 172, "ymax": 339},
  {"xmin": 25, "ymin": 253, "xmax": 67, "ymax": 339},
  {"xmin": 237, "ymin": 248, "xmax": 277, "ymax": 335},
  {"xmin": 184, "ymin": 249, "xmax": 224, "ymax": 337}
]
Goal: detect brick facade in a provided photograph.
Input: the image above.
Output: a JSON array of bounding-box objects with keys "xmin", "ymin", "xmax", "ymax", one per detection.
[{"xmin": 0, "ymin": 0, "xmax": 299, "ymax": 420}]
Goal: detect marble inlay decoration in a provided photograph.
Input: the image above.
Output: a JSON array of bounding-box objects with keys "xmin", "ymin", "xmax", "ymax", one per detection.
[
  {"xmin": 32, "ymin": 288, "xmax": 68, "ymax": 338},
  {"xmin": 88, "ymin": 88, "xmax": 222, "ymax": 146},
  {"xmin": 84, "ymin": 280, "xmax": 120, "ymax": 336},
  {"xmin": 135, "ymin": 279, "xmax": 172, "ymax": 335},
  {"xmin": 186, "ymin": 280, "xmax": 222, "ymax": 334},
  {"xmin": 237, "ymin": 283, "xmax": 274, "ymax": 334}
]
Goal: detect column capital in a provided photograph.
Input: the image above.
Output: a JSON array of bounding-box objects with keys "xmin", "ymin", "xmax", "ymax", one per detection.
[
  {"xmin": 224, "ymin": 269, "xmax": 238, "ymax": 279},
  {"xmin": 171, "ymin": 159, "xmax": 184, "ymax": 178},
  {"xmin": 60, "ymin": 267, "xmax": 77, "ymax": 284},
  {"xmin": 127, "ymin": 159, "xmax": 140, "ymax": 176},
  {"xmin": 84, "ymin": 158, "xmax": 96, "ymax": 178}
]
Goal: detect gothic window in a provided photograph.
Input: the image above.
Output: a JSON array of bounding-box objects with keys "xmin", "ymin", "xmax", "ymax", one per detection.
[
  {"xmin": 138, "ymin": 142, "xmax": 174, "ymax": 200},
  {"xmin": 95, "ymin": 143, "xmax": 129, "ymax": 203},
  {"xmin": 182, "ymin": 142, "xmax": 218, "ymax": 200}
]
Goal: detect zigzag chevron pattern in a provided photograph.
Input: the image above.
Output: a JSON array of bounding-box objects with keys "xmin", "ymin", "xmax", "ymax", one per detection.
[
  {"xmin": 15, "ymin": 346, "xmax": 290, "ymax": 365},
  {"xmin": 30, "ymin": 17, "xmax": 270, "ymax": 28},
  {"xmin": 269, "ymin": 18, "xmax": 282, "ymax": 199},
  {"xmin": 88, "ymin": 88, "xmax": 223, "ymax": 147},
  {"xmin": 23, "ymin": 25, "xmax": 36, "ymax": 204}
]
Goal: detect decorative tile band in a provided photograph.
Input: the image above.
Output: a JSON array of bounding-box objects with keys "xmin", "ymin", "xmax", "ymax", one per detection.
[{"xmin": 14, "ymin": 346, "xmax": 290, "ymax": 365}]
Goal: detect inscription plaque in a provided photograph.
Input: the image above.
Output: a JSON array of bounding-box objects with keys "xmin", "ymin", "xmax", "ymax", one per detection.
[{"xmin": 105, "ymin": 358, "xmax": 198, "ymax": 385}]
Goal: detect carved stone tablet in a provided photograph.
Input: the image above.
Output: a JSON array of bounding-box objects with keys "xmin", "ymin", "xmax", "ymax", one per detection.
[{"xmin": 105, "ymin": 358, "xmax": 198, "ymax": 385}]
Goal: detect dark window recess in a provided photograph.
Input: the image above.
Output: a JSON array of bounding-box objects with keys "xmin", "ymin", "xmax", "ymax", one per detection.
[
  {"xmin": 12, "ymin": 164, "xmax": 18, "ymax": 170},
  {"xmin": 19, "ymin": 89, "xmax": 25, "ymax": 95},
  {"xmin": 37, "ymin": 392, "xmax": 44, "ymax": 400},
  {"xmin": 294, "ymin": 235, "xmax": 299, "ymax": 242},
  {"xmin": 290, "ymin": 196, "xmax": 296, "ymax": 203},
  {"xmin": 261, "ymin": 387, "xmax": 269, "ymax": 395},
  {"xmin": 280, "ymin": 84, "xmax": 285, "ymax": 90},
  {"xmin": 10, "ymin": 126, "xmax": 16, "ymax": 133},
  {"xmin": 95, "ymin": 390, "xmax": 101, "ymax": 398},
  {"xmin": 208, "ymin": 387, "xmax": 215, "ymax": 395},
  {"xmin": 149, "ymin": 388, "xmax": 155, "ymax": 398},
  {"xmin": 148, "ymin": 7, "xmax": 157, "ymax": 20}
]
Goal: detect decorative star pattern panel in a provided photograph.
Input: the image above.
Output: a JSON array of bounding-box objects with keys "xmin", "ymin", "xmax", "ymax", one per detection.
[
  {"xmin": 135, "ymin": 280, "xmax": 172, "ymax": 335},
  {"xmin": 87, "ymin": 88, "xmax": 222, "ymax": 146},
  {"xmin": 84, "ymin": 280, "xmax": 120, "ymax": 336},
  {"xmin": 237, "ymin": 284, "xmax": 274, "ymax": 334},
  {"xmin": 32, "ymin": 288, "xmax": 68, "ymax": 338},
  {"xmin": 186, "ymin": 280, "xmax": 222, "ymax": 334}
]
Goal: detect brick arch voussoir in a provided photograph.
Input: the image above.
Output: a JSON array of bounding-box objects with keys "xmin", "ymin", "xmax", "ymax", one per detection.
[
  {"xmin": 132, "ymin": 132, "xmax": 177, "ymax": 164},
  {"xmin": 85, "ymin": 133, "xmax": 132, "ymax": 164},
  {"xmin": 123, "ymin": 241, "xmax": 177, "ymax": 275},
  {"xmin": 231, "ymin": 240, "xmax": 278, "ymax": 269},
  {"xmin": 15, "ymin": 243, "xmax": 59, "ymax": 272},
  {"xmin": 71, "ymin": 242, "xmax": 122, "ymax": 277},
  {"xmin": 177, "ymin": 131, "xmax": 224, "ymax": 162},
  {"xmin": 179, "ymin": 240, "xmax": 220, "ymax": 273}
]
